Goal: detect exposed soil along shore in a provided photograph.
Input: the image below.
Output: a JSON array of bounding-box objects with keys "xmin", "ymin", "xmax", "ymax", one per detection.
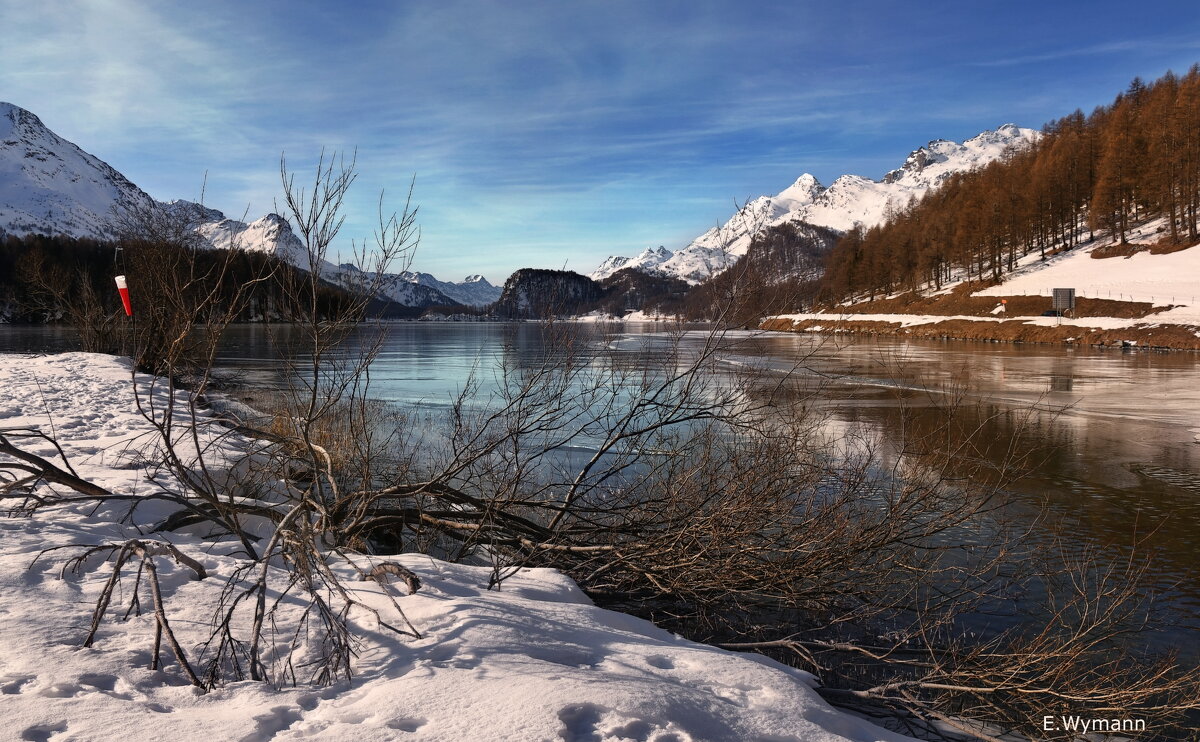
[
  {"xmin": 760, "ymin": 315, "xmax": 1200, "ymax": 350},
  {"xmin": 820, "ymin": 281, "xmax": 1169, "ymax": 320}
]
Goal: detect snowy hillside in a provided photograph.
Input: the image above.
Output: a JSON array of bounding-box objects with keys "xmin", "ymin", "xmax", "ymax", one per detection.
[
  {"xmin": 972, "ymin": 219, "xmax": 1200, "ymax": 326},
  {"xmin": 596, "ymin": 125, "xmax": 1039, "ymax": 285},
  {"xmin": 767, "ymin": 220, "xmax": 1200, "ymax": 350},
  {"xmin": 800, "ymin": 125, "xmax": 1039, "ymax": 233},
  {"xmin": 658, "ymin": 173, "xmax": 826, "ymax": 283},
  {"xmin": 0, "ymin": 102, "xmax": 156, "ymax": 239},
  {"xmin": 0, "ymin": 352, "xmax": 914, "ymax": 742}
]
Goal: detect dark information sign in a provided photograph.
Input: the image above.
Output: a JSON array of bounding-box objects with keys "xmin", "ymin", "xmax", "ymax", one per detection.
[{"xmin": 1052, "ymin": 288, "xmax": 1075, "ymax": 312}]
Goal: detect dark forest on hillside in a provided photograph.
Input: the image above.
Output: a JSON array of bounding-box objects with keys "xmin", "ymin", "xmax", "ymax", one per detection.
[
  {"xmin": 820, "ymin": 66, "xmax": 1200, "ymax": 303},
  {"xmin": 0, "ymin": 233, "xmax": 416, "ymax": 325}
]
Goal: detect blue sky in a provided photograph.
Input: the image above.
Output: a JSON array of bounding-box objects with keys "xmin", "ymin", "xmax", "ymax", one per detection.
[{"xmin": 3, "ymin": 0, "xmax": 1199, "ymax": 283}]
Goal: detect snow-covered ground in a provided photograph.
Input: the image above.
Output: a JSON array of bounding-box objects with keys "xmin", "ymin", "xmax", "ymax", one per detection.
[
  {"xmin": 771, "ymin": 226, "xmax": 1200, "ymax": 335},
  {"xmin": 0, "ymin": 352, "xmax": 911, "ymax": 741},
  {"xmin": 972, "ymin": 225, "xmax": 1200, "ymax": 326},
  {"xmin": 571, "ymin": 310, "xmax": 676, "ymax": 323}
]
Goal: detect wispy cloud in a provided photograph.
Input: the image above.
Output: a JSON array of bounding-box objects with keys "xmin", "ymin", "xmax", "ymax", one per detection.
[
  {"xmin": 4, "ymin": 0, "xmax": 1198, "ymax": 281},
  {"xmin": 971, "ymin": 38, "xmax": 1200, "ymax": 68},
  {"xmin": 972, "ymin": 40, "xmax": 1141, "ymax": 68}
]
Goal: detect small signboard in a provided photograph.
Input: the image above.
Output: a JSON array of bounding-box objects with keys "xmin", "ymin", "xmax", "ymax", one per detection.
[{"xmin": 1052, "ymin": 288, "xmax": 1075, "ymax": 313}]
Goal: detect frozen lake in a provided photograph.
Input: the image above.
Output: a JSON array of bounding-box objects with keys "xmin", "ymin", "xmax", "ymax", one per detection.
[{"xmin": 4, "ymin": 321, "xmax": 1199, "ymax": 656}]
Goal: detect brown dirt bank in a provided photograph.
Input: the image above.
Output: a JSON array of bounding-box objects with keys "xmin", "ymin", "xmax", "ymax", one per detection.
[
  {"xmin": 759, "ymin": 316, "xmax": 1200, "ymax": 350},
  {"xmin": 826, "ymin": 282, "xmax": 1168, "ymax": 319}
]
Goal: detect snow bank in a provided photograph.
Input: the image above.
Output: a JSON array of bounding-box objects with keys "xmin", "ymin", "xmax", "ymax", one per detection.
[
  {"xmin": 769, "ymin": 232, "xmax": 1200, "ymax": 338},
  {"xmin": 0, "ymin": 352, "xmax": 910, "ymax": 741},
  {"xmin": 571, "ymin": 310, "xmax": 675, "ymax": 323},
  {"xmin": 973, "ymin": 234, "xmax": 1200, "ymax": 326}
]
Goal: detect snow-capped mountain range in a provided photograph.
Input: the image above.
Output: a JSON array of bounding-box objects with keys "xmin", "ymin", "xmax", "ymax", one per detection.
[
  {"xmin": 592, "ymin": 124, "xmax": 1040, "ymax": 284},
  {"xmin": 393, "ymin": 271, "xmax": 499, "ymax": 307},
  {"xmin": 333, "ymin": 264, "xmax": 499, "ymax": 308},
  {"xmin": 590, "ymin": 246, "xmax": 674, "ymax": 282},
  {"xmin": 0, "ymin": 102, "xmax": 499, "ymax": 308},
  {"xmin": 197, "ymin": 211, "xmax": 321, "ymax": 270}
]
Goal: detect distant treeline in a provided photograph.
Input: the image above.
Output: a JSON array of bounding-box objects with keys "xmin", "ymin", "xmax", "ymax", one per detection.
[
  {"xmin": 0, "ymin": 232, "xmax": 418, "ymax": 324},
  {"xmin": 821, "ymin": 66, "xmax": 1200, "ymax": 302}
]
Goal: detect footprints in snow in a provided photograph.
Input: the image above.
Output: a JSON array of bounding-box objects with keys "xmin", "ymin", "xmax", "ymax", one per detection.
[
  {"xmin": 558, "ymin": 703, "xmax": 606, "ymax": 742},
  {"xmin": 386, "ymin": 717, "xmax": 428, "ymax": 733},
  {"xmin": 644, "ymin": 655, "xmax": 675, "ymax": 670},
  {"xmin": 4, "ymin": 676, "xmax": 71, "ymax": 741},
  {"xmin": 1, "ymin": 675, "xmax": 33, "ymax": 694},
  {"xmin": 5, "ymin": 671, "xmax": 176, "ymax": 741},
  {"xmin": 557, "ymin": 703, "xmax": 688, "ymax": 742},
  {"xmin": 235, "ymin": 700, "xmax": 428, "ymax": 739},
  {"xmin": 21, "ymin": 722, "xmax": 68, "ymax": 742},
  {"xmin": 238, "ymin": 706, "xmax": 303, "ymax": 742},
  {"xmin": 77, "ymin": 673, "xmax": 117, "ymax": 692}
]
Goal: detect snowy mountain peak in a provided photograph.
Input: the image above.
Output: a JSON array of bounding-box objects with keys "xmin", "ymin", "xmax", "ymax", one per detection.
[
  {"xmin": 775, "ymin": 173, "xmax": 825, "ymax": 209},
  {"xmin": 392, "ymin": 271, "xmax": 500, "ymax": 307},
  {"xmin": 593, "ymin": 124, "xmax": 1040, "ymax": 285},
  {"xmin": 0, "ymin": 102, "xmax": 42, "ymax": 137},
  {"xmin": 791, "ymin": 173, "xmax": 820, "ymax": 189},
  {"xmin": 966, "ymin": 122, "xmax": 1024, "ymax": 146},
  {"xmin": 590, "ymin": 245, "xmax": 674, "ymax": 281},
  {"xmin": 636, "ymin": 245, "xmax": 672, "ymax": 261},
  {"xmin": 162, "ymin": 199, "xmax": 225, "ymax": 224},
  {"xmin": 781, "ymin": 173, "xmax": 823, "ymax": 198},
  {"xmin": 1, "ymin": 101, "xmax": 155, "ymax": 239},
  {"xmin": 590, "ymin": 255, "xmax": 633, "ymax": 280},
  {"xmin": 197, "ymin": 212, "xmax": 315, "ymax": 270},
  {"xmin": 0, "ymin": 102, "xmax": 501, "ymax": 310}
]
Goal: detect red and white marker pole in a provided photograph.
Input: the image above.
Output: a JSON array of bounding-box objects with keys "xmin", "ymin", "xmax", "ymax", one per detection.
[{"xmin": 114, "ymin": 275, "xmax": 133, "ymax": 316}]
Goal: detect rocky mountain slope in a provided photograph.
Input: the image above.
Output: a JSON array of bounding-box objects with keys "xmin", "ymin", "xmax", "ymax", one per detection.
[
  {"xmin": 0, "ymin": 102, "xmax": 156, "ymax": 240},
  {"xmin": 594, "ymin": 125, "xmax": 1040, "ymax": 284}
]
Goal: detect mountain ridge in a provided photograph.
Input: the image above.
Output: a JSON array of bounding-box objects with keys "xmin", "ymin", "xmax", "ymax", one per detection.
[{"xmin": 592, "ymin": 124, "xmax": 1040, "ymax": 284}]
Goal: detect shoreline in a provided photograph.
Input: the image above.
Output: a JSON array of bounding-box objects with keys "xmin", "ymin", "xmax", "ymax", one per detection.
[
  {"xmin": 0, "ymin": 350, "xmax": 916, "ymax": 742},
  {"xmin": 761, "ymin": 314, "xmax": 1200, "ymax": 351}
]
